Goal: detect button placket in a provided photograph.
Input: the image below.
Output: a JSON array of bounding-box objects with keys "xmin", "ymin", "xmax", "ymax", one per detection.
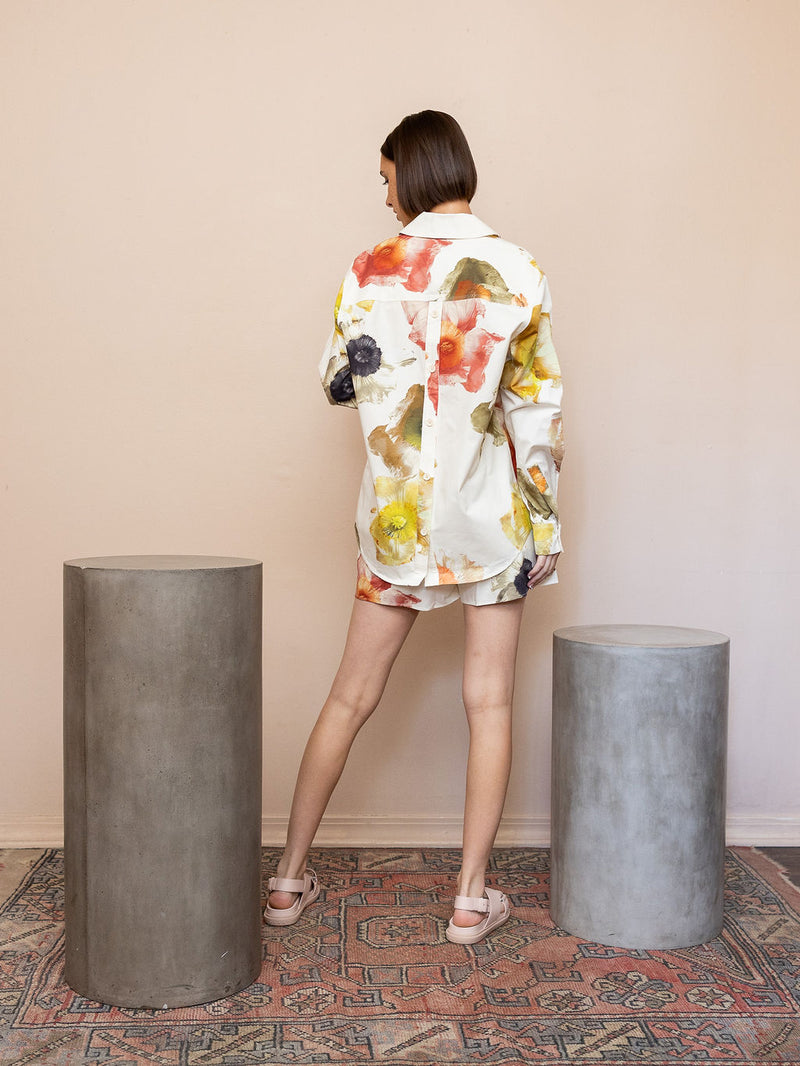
[{"xmin": 416, "ymin": 298, "xmax": 443, "ymax": 574}]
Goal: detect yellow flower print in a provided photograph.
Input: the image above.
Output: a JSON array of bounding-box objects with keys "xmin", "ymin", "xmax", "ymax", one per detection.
[
  {"xmin": 531, "ymin": 520, "xmax": 557, "ymax": 556},
  {"xmin": 513, "ymin": 304, "xmax": 541, "ymax": 356},
  {"xmin": 370, "ymin": 477, "xmax": 418, "ymax": 565},
  {"xmin": 500, "ymin": 485, "xmax": 532, "ymax": 548},
  {"xmin": 532, "ymin": 313, "xmax": 560, "ymax": 380},
  {"xmin": 502, "ymin": 309, "xmax": 560, "ymax": 402},
  {"xmin": 333, "ymin": 282, "xmax": 344, "ymax": 320}
]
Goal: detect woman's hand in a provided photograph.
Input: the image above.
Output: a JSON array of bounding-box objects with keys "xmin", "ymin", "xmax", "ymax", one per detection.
[{"xmin": 527, "ymin": 552, "xmax": 560, "ymax": 589}]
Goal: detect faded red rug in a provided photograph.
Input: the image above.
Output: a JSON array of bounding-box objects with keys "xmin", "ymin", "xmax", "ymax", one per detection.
[{"xmin": 1, "ymin": 847, "xmax": 799, "ymax": 1064}]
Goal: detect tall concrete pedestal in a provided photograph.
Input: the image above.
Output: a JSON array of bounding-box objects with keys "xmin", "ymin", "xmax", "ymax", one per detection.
[
  {"xmin": 551, "ymin": 624, "xmax": 729, "ymax": 949},
  {"xmin": 64, "ymin": 555, "xmax": 263, "ymax": 1008}
]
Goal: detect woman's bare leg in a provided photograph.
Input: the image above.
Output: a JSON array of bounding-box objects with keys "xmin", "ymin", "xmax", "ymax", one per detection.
[
  {"xmin": 269, "ymin": 597, "xmax": 418, "ymax": 908},
  {"xmin": 452, "ymin": 598, "xmax": 526, "ymax": 927}
]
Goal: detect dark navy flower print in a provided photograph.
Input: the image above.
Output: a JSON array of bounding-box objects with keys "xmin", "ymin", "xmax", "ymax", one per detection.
[
  {"xmin": 347, "ymin": 334, "xmax": 382, "ymax": 377},
  {"xmin": 513, "ymin": 558, "xmax": 533, "ymax": 596},
  {"xmin": 329, "ymin": 366, "xmax": 355, "ymax": 404}
]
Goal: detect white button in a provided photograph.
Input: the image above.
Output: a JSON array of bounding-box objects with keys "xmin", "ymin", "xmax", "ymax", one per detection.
[{"xmin": 425, "ymin": 417, "xmax": 434, "ymax": 428}]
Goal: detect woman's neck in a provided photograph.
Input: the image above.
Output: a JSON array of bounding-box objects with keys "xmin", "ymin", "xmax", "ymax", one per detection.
[{"xmin": 429, "ymin": 200, "xmax": 472, "ymax": 215}]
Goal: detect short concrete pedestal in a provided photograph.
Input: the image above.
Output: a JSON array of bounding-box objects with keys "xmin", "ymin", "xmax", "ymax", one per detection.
[
  {"xmin": 551, "ymin": 625, "xmax": 729, "ymax": 949},
  {"xmin": 64, "ymin": 555, "xmax": 263, "ymax": 1008}
]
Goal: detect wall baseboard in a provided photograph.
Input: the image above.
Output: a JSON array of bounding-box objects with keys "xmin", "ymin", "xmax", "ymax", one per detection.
[
  {"xmin": 260, "ymin": 815, "xmax": 553, "ymax": 848},
  {"xmin": 724, "ymin": 814, "xmax": 800, "ymax": 847},
  {"xmin": 2, "ymin": 813, "xmax": 798, "ymax": 849},
  {"xmin": 0, "ymin": 817, "xmax": 65, "ymax": 849}
]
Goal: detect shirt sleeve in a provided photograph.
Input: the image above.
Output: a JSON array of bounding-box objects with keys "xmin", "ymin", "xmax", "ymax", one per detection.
[
  {"xmin": 319, "ymin": 281, "xmax": 357, "ymax": 408},
  {"xmin": 499, "ymin": 275, "xmax": 565, "ymax": 556}
]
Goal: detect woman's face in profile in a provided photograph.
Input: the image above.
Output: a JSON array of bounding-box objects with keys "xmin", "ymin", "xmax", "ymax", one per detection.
[{"xmin": 379, "ymin": 155, "xmax": 414, "ymax": 227}]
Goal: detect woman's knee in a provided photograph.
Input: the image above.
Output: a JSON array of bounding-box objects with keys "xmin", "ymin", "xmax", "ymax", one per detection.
[
  {"xmin": 461, "ymin": 688, "xmax": 514, "ymax": 724},
  {"xmin": 324, "ymin": 684, "xmax": 381, "ymax": 731}
]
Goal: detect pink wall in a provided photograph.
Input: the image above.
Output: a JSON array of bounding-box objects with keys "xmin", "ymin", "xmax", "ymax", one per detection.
[{"xmin": 2, "ymin": 0, "xmax": 798, "ymax": 844}]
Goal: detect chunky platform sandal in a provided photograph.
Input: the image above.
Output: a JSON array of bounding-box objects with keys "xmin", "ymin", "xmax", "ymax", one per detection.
[
  {"xmin": 445, "ymin": 887, "xmax": 511, "ymax": 944},
  {"xmin": 263, "ymin": 869, "xmax": 321, "ymax": 926}
]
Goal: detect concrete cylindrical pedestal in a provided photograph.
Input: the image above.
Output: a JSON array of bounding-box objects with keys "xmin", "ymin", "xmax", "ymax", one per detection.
[
  {"xmin": 64, "ymin": 555, "xmax": 263, "ymax": 1008},
  {"xmin": 551, "ymin": 624, "xmax": 729, "ymax": 949}
]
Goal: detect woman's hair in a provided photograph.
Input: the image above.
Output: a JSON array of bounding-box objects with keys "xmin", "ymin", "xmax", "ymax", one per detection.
[{"xmin": 380, "ymin": 110, "xmax": 477, "ymax": 216}]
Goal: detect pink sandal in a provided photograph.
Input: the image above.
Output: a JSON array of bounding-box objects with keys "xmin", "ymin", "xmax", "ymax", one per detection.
[
  {"xmin": 263, "ymin": 869, "xmax": 321, "ymax": 926},
  {"xmin": 445, "ymin": 887, "xmax": 511, "ymax": 944}
]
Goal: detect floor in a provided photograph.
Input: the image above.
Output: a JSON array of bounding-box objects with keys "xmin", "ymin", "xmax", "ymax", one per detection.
[
  {"xmin": 0, "ymin": 847, "xmax": 42, "ymax": 902},
  {"xmin": 761, "ymin": 846, "xmax": 800, "ymax": 887}
]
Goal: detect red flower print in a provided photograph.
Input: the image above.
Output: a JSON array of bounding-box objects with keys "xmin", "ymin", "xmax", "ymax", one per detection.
[
  {"xmin": 355, "ymin": 556, "xmax": 421, "ymax": 607},
  {"xmin": 405, "ymin": 303, "xmax": 429, "ymax": 351},
  {"xmin": 405, "ymin": 299, "xmax": 502, "ymax": 411},
  {"xmin": 352, "ymin": 236, "xmax": 448, "ymax": 292}
]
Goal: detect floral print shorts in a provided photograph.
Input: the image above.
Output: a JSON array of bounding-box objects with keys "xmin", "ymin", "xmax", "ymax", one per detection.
[{"xmin": 355, "ymin": 535, "xmax": 536, "ymax": 612}]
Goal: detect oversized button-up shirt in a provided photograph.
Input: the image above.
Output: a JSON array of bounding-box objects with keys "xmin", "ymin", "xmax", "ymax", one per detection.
[{"xmin": 319, "ymin": 211, "xmax": 564, "ymax": 588}]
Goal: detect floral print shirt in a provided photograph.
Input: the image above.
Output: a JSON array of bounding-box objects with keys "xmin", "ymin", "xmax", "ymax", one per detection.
[{"xmin": 319, "ymin": 211, "xmax": 564, "ymax": 588}]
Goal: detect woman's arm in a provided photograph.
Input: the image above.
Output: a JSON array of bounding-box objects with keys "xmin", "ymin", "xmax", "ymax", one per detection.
[
  {"xmin": 319, "ymin": 282, "xmax": 357, "ymax": 408},
  {"xmin": 499, "ymin": 274, "xmax": 565, "ymax": 565}
]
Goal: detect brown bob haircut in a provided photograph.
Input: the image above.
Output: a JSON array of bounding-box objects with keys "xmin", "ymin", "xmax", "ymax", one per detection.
[{"xmin": 380, "ymin": 110, "xmax": 477, "ymax": 217}]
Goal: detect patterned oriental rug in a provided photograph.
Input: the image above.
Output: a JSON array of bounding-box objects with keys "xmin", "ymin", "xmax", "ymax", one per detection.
[{"xmin": 1, "ymin": 847, "xmax": 799, "ymax": 1065}]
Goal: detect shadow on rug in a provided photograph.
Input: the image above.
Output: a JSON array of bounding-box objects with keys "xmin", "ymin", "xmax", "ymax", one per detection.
[{"xmin": 1, "ymin": 847, "xmax": 799, "ymax": 1064}]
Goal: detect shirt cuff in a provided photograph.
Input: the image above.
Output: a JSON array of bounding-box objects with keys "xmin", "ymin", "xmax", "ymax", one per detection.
[{"xmin": 532, "ymin": 519, "xmax": 562, "ymax": 557}]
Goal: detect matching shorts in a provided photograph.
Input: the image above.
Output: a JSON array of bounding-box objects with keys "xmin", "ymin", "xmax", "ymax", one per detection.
[{"xmin": 355, "ymin": 535, "xmax": 536, "ymax": 612}]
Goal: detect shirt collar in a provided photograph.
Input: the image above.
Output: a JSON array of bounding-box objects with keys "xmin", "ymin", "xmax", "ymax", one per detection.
[{"xmin": 400, "ymin": 211, "xmax": 497, "ymax": 240}]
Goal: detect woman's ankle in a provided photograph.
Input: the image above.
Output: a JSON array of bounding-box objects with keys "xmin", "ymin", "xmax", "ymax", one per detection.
[
  {"xmin": 455, "ymin": 876, "xmax": 486, "ymax": 901},
  {"xmin": 275, "ymin": 853, "xmax": 308, "ymax": 881}
]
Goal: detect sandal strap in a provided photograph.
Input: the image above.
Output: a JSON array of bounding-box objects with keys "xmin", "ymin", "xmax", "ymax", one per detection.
[
  {"xmin": 268, "ymin": 875, "xmax": 306, "ymax": 893},
  {"xmin": 453, "ymin": 894, "xmax": 490, "ymax": 912}
]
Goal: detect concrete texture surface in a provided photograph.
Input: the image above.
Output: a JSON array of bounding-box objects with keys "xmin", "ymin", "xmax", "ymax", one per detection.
[
  {"xmin": 551, "ymin": 624, "xmax": 729, "ymax": 949},
  {"xmin": 63, "ymin": 556, "xmax": 262, "ymax": 1008}
]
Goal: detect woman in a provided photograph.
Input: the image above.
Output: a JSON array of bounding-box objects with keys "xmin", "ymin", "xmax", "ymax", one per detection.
[{"xmin": 264, "ymin": 110, "xmax": 563, "ymax": 944}]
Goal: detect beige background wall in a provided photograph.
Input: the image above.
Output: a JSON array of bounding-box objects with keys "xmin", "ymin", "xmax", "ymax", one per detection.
[{"xmin": 2, "ymin": 0, "xmax": 798, "ymax": 846}]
